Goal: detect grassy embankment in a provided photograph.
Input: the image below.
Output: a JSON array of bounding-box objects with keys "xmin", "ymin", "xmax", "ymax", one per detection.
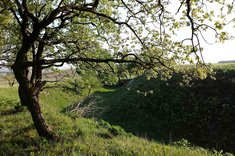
[
  {"xmin": 0, "ymin": 81, "xmax": 226, "ymax": 155},
  {"xmin": 74, "ymin": 63, "xmax": 235, "ymax": 154}
]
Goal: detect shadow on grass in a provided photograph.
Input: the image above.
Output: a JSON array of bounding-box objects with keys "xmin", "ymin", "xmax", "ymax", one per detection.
[
  {"xmin": 0, "ymin": 109, "xmax": 20, "ymax": 116},
  {"xmin": 0, "ymin": 138, "xmax": 39, "ymax": 155},
  {"xmin": 0, "ymin": 125, "xmax": 39, "ymax": 155},
  {"xmin": 0, "ymin": 105, "xmax": 27, "ymax": 116}
]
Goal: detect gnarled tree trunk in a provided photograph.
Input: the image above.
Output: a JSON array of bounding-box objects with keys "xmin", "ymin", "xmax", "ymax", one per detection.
[
  {"xmin": 12, "ymin": 38, "xmax": 57, "ymax": 140},
  {"xmin": 25, "ymin": 87, "xmax": 56, "ymax": 140},
  {"xmin": 13, "ymin": 67, "xmax": 57, "ymax": 140}
]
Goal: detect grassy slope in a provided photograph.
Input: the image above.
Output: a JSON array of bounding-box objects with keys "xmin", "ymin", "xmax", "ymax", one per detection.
[
  {"xmin": 0, "ymin": 86, "xmax": 220, "ymax": 155},
  {"xmin": 78, "ymin": 64, "xmax": 235, "ymax": 154}
]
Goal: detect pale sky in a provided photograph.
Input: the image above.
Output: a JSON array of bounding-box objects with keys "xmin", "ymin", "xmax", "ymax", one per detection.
[{"xmin": 202, "ymin": 40, "xmax": 235, "ymax": 63}]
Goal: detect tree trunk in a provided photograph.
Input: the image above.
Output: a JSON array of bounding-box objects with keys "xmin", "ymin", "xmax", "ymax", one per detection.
[
  {"xmin": 18, "ymin": 85, "xmax": 27, "ymax": 107},
  {"xmin": 12, "ymin": 61, "xmax": 57, "ymax": 141},
  {"xmin": 26, "ymin": 90, "xmax": 57, "ymax": 141},
  {"xmin": 14, "ymin": 73, "xmax": 58, "ymax": 140},
  {"xmin": 17, "ymin": 82, "xmax": 57, "ymax": 140},
  {"xmin": 12, "ymin": 31, "xmax": 57, "ymax": 140}
]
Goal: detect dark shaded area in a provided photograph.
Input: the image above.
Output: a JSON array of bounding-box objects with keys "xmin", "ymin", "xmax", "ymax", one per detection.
[
  {"xmin": 77, "ymin": 69, "xmax": 235, "ymax": 153},
  {"xmin": 0, "ymin": 109, "xmax": 20, "ymax": 116},
  {"xmin": 0, "ymin": 106, "xmax": 26, "ymax": 116},
  {"xmin": 0, "ymin": 138, "xmax": 39, "ymax": 155},
  {"xmin": 0, "ymin": 126, "xmax": 39, "ymax": 155}
]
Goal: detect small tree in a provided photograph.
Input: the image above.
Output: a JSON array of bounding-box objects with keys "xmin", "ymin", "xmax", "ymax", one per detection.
[{"xmin": 0, "ymin": 0, "xmax": 233, "ymax": 140}]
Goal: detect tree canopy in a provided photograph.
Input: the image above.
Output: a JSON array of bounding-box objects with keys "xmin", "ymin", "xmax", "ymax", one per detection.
[
  {"xmin": 0, "ymin": 0, "xmax": 234, "ymax": 140},
  {"xmin": 0, "ymin": 0, "xmax": 232, "ymax": 71}
]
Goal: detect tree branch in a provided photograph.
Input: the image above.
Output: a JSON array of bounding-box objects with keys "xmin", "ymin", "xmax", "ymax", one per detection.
[{"xmin": 23, "ymin": 57, "xmax": 144, "ymax": 67}]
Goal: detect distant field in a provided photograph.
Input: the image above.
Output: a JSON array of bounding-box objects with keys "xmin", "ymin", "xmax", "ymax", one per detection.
[
  {"xmin": 0, "ymin": 78, "xmax": 10, "ymax": 86},
  {"xmin": 0, "ymin": 69, "xmax": 76, "ymax": 86}
]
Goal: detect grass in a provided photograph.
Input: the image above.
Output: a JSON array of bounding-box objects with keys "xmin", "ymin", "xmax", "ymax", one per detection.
[
  {"xmin": 0, "ymin": 85, "xmax": 227, "ymax": 155},
  {"xmin": 75, "ymin": 64, "xmax": 235, "ymax": 154}
]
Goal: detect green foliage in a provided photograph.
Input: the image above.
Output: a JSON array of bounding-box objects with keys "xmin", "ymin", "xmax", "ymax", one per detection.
[
  {"xmin": 65, "ymin": 71, "xmax": 103, "ymax": 96},
  {"xmin": 173, "ymin": 139, "xmax": 192, "ymax": 148},
  {"xmin": 76, "ymin": 63, "xmax": 119, "ymax": 86},
  {"xmin": 1, "ymin": 0, "xmax": 234, "ymax": 74}
]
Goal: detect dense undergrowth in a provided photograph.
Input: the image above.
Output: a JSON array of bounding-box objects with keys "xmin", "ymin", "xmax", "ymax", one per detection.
[
  {"xmin": 75, "ymin": 64, "xmax": 235, "ymax": 154},
  {"xmin": 0, "ymin": 85, "xmax": 223, "ymax": 155}
]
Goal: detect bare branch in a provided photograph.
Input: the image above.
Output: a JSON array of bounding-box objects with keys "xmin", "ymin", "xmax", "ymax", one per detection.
[{"xmin": 175, "ymin": 0, "xmax": 185, "ymax": 15}]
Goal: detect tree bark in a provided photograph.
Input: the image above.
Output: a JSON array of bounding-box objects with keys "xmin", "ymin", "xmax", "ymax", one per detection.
[
  {"xmin": 14, "ymin": 71, "xmax": 57, "ymax": 140},
  {"xmin": 18, "ymin": 85, "xmax": 27, "ymax": 106},
  {"xmin": 27, "ymin": 90, "xmax": 57, "ymax": 141},
  {"xmin": 12, "ymin": 41, "xmax": 57, "ymax": 141}
]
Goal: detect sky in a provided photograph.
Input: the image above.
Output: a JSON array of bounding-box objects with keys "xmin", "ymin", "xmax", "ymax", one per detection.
[
  {"xmin": 171, "ymin": 26, "xmax": 235, "ymax": 63},
  {"xmin": 202, "ymin": 40, "xmax": 235, "ymax": 63}
]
